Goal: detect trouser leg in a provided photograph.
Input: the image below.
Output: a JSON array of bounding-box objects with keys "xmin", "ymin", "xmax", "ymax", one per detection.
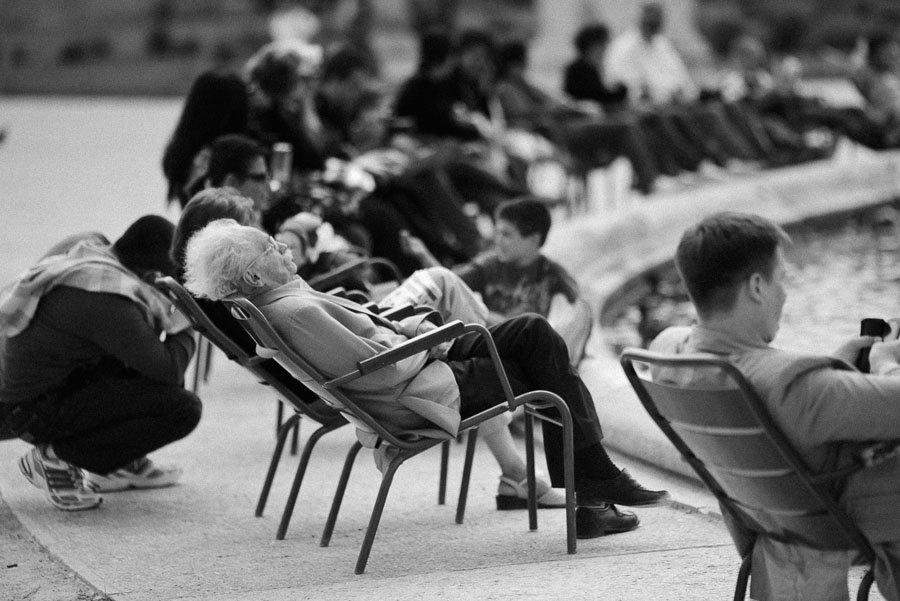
[
  {"xmin": 638, "ymin": 111, "xmax": 703, "ymax": 173},
  {"xmin": 874, "ymin": 543, "xmax": 900, "ymax": 601},
  {"xmin": 447, "ymin": 314, "xmax": 603, "ymax": 487},
  {"xmin": 21, "ymin": 376, "xmax": 202, "ymax": 474},
  {"xmin": 379, "ymin": 266, "xmax": 488, "ymax": 325}
]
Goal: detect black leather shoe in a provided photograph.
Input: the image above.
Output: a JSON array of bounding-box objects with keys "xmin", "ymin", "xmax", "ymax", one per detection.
[
  {"xmin": 577, "ymin": 469, "xmax": 669, "ymax": 507},
  {"xmin": 575, "ymin": 505, "xmax": 639, "ymax": 539}
]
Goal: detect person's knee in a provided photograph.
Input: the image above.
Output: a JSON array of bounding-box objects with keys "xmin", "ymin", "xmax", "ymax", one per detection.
[{"xmin": 168, "ymin": 389, "xmax": 203, "ymax": 438}]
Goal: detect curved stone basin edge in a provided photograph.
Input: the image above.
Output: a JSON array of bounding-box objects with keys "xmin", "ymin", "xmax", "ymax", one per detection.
[{"xmin": 543, "ymin": 150, "xmax": 900, "ymax": 482}]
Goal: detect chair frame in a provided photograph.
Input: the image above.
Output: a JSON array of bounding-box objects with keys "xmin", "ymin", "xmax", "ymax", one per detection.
[
  {"xmin": 155, "ymin": 276, "xmax": 347, "ymax": 536},
  {"xmin": 226, "ymin": 296, "xmax": 577, "ymax": 574},
  {"xmin": 307, "ymin": 256, "xmax": 403, "ymax": 294},
  {"xmin": 620, "ymin": 348, "xmax": 877, "ymax": 601}
]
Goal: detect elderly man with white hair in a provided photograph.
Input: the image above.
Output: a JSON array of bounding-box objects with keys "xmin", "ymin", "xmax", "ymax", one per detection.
[{"xmin": 184, "ymin": 219, "xmax": 668, "ymax": 538}]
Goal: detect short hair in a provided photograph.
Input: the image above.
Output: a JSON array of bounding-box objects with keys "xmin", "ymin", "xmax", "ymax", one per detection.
[
  {"xmin": 574, "ymin": 23, "xmax": 611, "ymax": 55},
  {"xmin": 184, "ymin": 219, "xmax": 264, "ymax": 300},
  {"xmin": 496, "ymin": 197, "xmax": 552, "ymax": 246},
  {"xmin": 113, "ymin": 214, "xmax": 177, "ymax": 279},
  {"xmin": 498, "ymin": 40, "xmax": 528, "ymax": 76},
  {"xmin": 457, "ymin": 28, "xmax": 497, "ymax": 60},
  {"xmin": 675, "ymin": 212, "xmax": 790, "ymax": 317},
  {"xmin": 170, "ymin": 187, "xmax": 256, "ymax": 280},
  {"xmin": 206, "ymin": 134, "xmax": 266, "ymax": 187},
  {"xmin": 418, "ymin": 28, "xmax": 453, "ymax": 71},
  {"xmin": 245, "ymin": 40, "xmax": 322, "ymax": 99}
]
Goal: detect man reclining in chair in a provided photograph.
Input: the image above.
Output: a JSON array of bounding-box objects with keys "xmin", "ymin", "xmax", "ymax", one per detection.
[
  {"xmin": 650, "ymin": 211, "xmax": 900, "ymax": 600},
  {"xmin": 184, "ymin": 219, "xmax": 667, "ymax": 538}
]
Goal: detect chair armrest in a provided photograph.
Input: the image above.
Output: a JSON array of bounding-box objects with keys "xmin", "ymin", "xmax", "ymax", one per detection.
[
  {"xmin": 358, "ymin": 320, "xmax": 466, "ymax": 374},
  {"xmin": 324, "ymin": 320, "xmax": 467, "ymax": 388},
  {"xmin": 378, "ymin": 303, "xmax": 417, "ymax": 321}
]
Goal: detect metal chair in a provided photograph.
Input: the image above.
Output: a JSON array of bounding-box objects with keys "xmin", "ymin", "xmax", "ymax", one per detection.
[
  {"xmin": 155, "ymin": 276, "xmax": 347, "ymax": 534},
  {"xmin": 307, "ymin": 256, "xmax": 403, "ymax": 296},
  {"xmin": 227, "ymin": 297, "xmax": 577, "ymax": 574},
  {"xmin": 620, "ymin": 348, "xmax": 881, "ymax": 601}
]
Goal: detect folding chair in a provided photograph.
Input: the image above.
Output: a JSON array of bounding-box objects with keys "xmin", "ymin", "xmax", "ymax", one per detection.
[
  {"xmin": 155, "ymin": 276, "xmax": 348, "ymax": 535},
  {"xmin": 620, "ymin": 348, "xmax": 881, "ymax": 601},
  {"xmin": 227, "ymin": 297, "xmax": 577, "ymax": 574}
]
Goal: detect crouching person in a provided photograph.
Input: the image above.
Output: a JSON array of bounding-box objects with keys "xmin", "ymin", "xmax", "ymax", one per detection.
[
  {"xmin": 0, "ymin": 216, "xmax": 202, "ymax": 511},
  {"xmin": 184, "ymin": 220, "xmax": 668, "ymax": 538}
]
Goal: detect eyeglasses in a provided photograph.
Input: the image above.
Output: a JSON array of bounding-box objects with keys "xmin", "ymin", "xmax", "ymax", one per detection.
[{"xmin": 244, "ymin": 236, "xmax": 287, "ymax": 273}]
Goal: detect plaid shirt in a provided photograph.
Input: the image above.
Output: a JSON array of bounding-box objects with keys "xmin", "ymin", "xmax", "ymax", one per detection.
[{"xmin": 0, "ymin": 241, "xmax": 172, "ymax": 339}]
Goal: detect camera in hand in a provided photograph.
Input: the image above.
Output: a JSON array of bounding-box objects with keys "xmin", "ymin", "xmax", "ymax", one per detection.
[{"xmin": 856, "ymin": 318, "xmax": 892, "ymax": 372}]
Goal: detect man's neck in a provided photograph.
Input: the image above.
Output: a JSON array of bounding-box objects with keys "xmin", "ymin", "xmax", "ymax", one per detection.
[{"xmin": 697, "ymin": 313, "xmax": 770, "ymax": 348}]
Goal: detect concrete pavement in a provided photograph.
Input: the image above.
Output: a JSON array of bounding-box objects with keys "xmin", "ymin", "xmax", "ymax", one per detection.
[{"xmin": 0, "ymin": 352, "xmax": 739, "ymax": 601}]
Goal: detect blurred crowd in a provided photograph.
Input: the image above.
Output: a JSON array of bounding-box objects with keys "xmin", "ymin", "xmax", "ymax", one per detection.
[{"xmin": 161, "ymin": 2, "xmax": 900, "ymax": 290}]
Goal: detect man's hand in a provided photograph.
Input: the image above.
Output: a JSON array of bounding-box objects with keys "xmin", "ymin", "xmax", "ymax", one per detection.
[
  {"xmin": 164, "ymin": 307, "xmax": 193, "ymax": 335},
  {"xmin": 869, "ymin": 318, "xmax": 900, "ymax": 375},
  {"xmin": 416, "ymin": 320, "xmax": 453, "ymax": 361},
  {"xmin": 832, "ymin": 335, "xmax": 876, "ymax": 365}
]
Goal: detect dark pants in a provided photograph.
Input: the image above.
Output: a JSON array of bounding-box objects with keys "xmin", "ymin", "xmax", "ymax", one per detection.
[
  {"xmin": 561, "ymin": 115, "xmax": 660, "ymax": 195},
  {"xmin": 446, "ymin": 314, "xmax": 604, "ymax": 488},
  {"xmin": 5, "ymin": 372, "xmax": 202, "ymax": 475}
]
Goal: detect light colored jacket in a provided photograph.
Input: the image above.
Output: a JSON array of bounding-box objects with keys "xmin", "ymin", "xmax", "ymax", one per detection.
[{"xmin": 253, "ymin": 279, "xmax": 462, "ymax": 446}]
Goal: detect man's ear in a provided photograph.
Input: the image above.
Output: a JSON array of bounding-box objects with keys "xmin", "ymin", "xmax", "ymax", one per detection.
[{"xmin": 746, "ymin": 272, "xmax": 765, "ymax": 303}]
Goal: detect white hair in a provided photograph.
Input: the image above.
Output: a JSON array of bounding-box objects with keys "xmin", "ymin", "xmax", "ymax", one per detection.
[{"xmin": 184, "ymin": 219, "xmax": 264, "ymax": 300}]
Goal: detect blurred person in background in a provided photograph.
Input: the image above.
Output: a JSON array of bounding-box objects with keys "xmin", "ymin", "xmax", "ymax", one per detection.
[{"xmin": 162, "ymin": 70, "xmax": 249, "ymax": 208}]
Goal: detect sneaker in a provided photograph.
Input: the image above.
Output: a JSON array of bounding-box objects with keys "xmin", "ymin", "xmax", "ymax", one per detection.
[
  {"xmin": 18, "ymin": 446, "xmax": 102, "ymax": 511},
  {"xmin": 577, "ymin": 469, "xmax": 669, "ymax": 507},
  {"xmin": 83, "ymin": 457, "xmax": 182, "ymax": 492},
  {"xmin": 575, "ymin": 504, "xmax": 639, "ymax": 539}
]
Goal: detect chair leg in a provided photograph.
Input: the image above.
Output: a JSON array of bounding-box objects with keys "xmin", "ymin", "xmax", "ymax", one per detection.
[
  {"xmin": 275, "ymin": 401, "xmax": 284, "ymax": 436},
  {"xmin": 321, "ymin": 440, "xmax": 364, "ymax": 548},
  {"xmin": 202, "ymin": 339, "xmax": 214, "ymax": 383},
  {"xmin": 857, "ymin": 568, "xmax": 874, "ymax": 601},
  {"xmin": 290, "ymin": 417, "xmax": 300, "ymax": 456},
  {"xmin": 524, "ymin": 411, "xmax": 538, "ymax": 531},
  {"xmin": 256, "ymin": 412, "xmax": 301, "ymax": 517},
  {"xmin": 355, "ymin": 453, "xmax": 406, "ymax": 575},
  {"xmin": 733, "ymin": 553, "xmax": 752, "ymax": 601},
  {"xmin": 275, "ymin": 424, "xmax": 334, "ymax": 540},
  {"xmin": 455, "ymin": 429, "xmax": 479, "ymax": 524},
  {"xmin": 438, "ymin": 439, "xmax": 449, "ymax": 505},
  {"xmin": 560, "ymin": 408, "xmax": 576, "ymax": 555},
  {"xmin": 191, "ymin": 333, "xmax": 205, "ymax": 393}
]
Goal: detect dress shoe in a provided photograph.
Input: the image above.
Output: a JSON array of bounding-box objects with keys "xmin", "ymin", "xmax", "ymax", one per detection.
[
  {"xmin": 577, "ymin": 469, "xmax": 669, "ymax": 507},
  {"xmin": 575, "ymin": 505, "xmax": 639, "ymax": 539}
]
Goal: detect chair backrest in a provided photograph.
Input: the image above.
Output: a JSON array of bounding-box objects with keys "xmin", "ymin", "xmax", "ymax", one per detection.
[
  {"xmin": 155, "ymin": 276, "xmax": 254, "ymax": 365},
  {"xmin": 620, "ymin": 348, "xmax": 875, "ymax": 560},
  {"xmin": 155, "ymin": 276, "xmax": 342, "ymax": 425}
]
